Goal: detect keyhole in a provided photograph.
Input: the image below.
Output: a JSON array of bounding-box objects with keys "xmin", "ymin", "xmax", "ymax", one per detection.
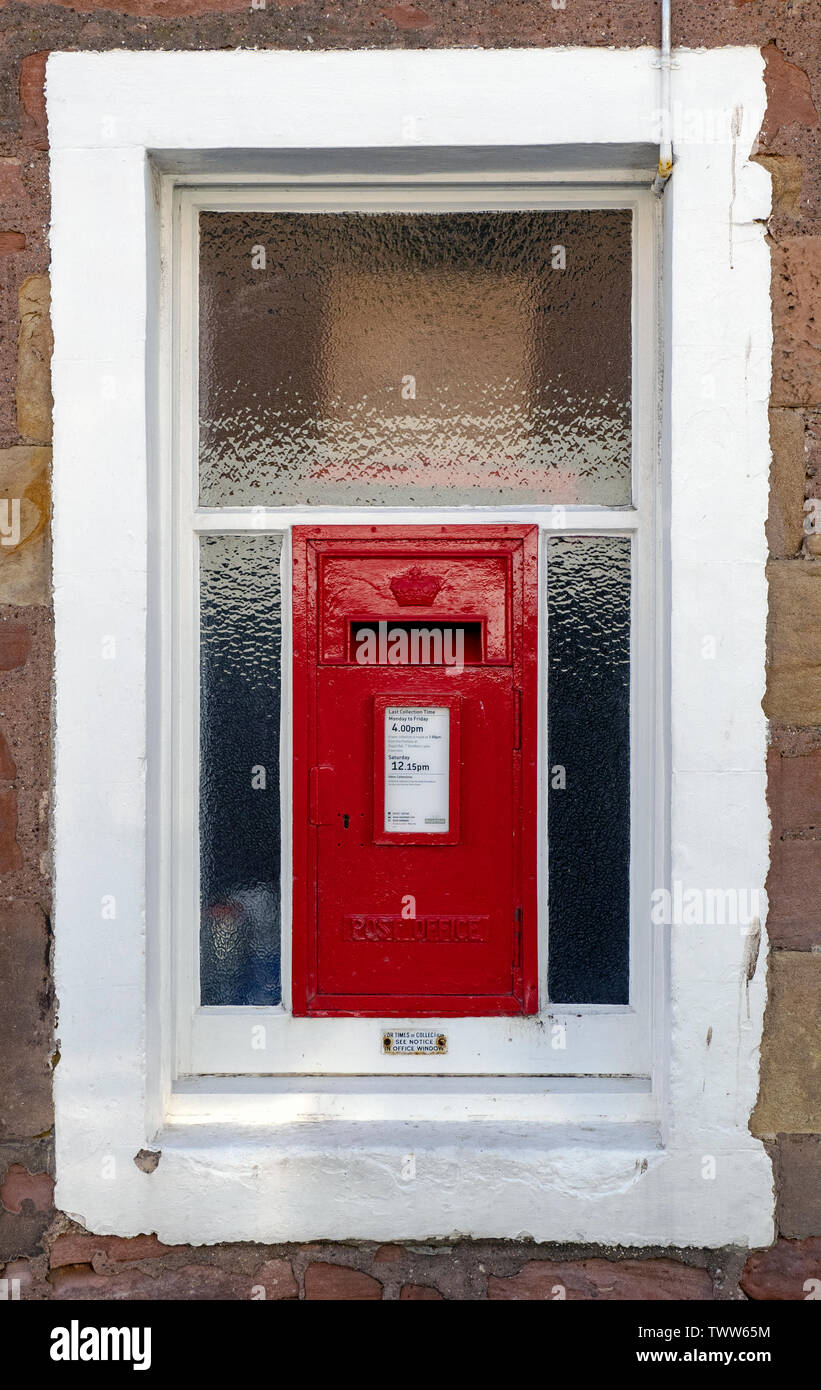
[{"xmin": 343, "ymin": 814, "xmax": 350, "ymax": 829}]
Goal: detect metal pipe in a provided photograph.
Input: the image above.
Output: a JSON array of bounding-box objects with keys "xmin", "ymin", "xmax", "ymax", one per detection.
[{"xmin": 651, "ymin": 0, "xmax": 673, "ymax": 197}]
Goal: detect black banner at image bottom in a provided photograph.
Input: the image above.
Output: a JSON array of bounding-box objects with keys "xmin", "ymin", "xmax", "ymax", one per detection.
[{"xmin": 4, "ymin": 1298, "xmax": 814, "ymax": 1376}]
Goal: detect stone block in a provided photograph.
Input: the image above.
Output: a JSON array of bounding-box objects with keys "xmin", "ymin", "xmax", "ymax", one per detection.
[
  {"xmin": 0, "ymin": 902, "xmax": 52, "ymax": 1143},
  {"xmin": 303, "ymin": 1261, "xmax": 382, "ymax": 1300},
  {"xmin": 771, "ymin": 238, "xmax": 821, "ymax": 408},
  {"xmin": 774, "ymin": 1135, "xmax": 821, "ymax": 1238},
  {"xmin": 16, "ymin": 277, "xmax": 52, "ymax": 443},
  {"xmin": 767, "ymin": 409, "xmax": 806, "ymax": 556},
  {"xmin": 752, "ymin": 952, "xmax": 821, "ymax": 1134},
  {"xmin": 487, "ymin": 1258, "xmax": 713, "ymax": 1300},
  {"xmin": 764, "ymin": 560, "xmax": 821, "ymax": 724},
  {"xmin": 741, "ymin": 1237, "xmax": 821, "ymax": 1299}
]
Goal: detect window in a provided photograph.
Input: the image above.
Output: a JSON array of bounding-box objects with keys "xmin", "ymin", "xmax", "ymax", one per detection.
[
  {"xmin": 51, "ymin": 48, "xmax": 773, "ymax": 1247},
  {"xmin": 174, "ymin": 186, "xmax": 657, "ymax": 1078},
  {"xmin": 197, "ymin": 209, "xmax": 632, "ymax": 507}
]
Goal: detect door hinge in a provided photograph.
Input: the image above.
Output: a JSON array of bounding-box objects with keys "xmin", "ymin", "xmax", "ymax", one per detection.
[{"xmin": 513, "ymin": 689, "xmax": 522, "ymax": 750}]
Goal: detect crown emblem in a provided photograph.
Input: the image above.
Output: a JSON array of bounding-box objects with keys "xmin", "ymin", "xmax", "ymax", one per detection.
[{"xmin": 389, "ymin": 567, "xmax": 444, "ymax": 606}]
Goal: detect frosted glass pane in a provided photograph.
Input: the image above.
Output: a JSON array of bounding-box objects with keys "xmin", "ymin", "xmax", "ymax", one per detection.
[
  {"xmin": 199, "ymin": 210, "xmax": 632, "ymax": 506},
  {"xmin": 199, "ymin": 534, "xmax": 282, "ymax": 1005},
  {"xmin": 547, "ymin": 536, "xmax": 630, "ymax": 1004}
]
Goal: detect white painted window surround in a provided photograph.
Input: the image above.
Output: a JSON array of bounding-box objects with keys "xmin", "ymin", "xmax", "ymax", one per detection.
[{"xmin": 49, "ymin": 48, "xmax": 774, "ymax": 1246}]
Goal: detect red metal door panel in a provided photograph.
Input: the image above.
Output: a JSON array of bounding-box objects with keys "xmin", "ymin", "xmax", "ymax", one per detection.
[{"xmin": 292, "ymin": 526, "xmax": 538, "ymax": 1018}]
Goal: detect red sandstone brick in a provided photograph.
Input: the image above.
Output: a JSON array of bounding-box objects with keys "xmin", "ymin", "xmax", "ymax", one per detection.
[
  {"xmin": 303, "ymin": 1261, "xmax": 383, "ymax": 1300},
  {"xmin": 0, "ymin": 903, "xmax": 52, "ymax": 1143},
  {"xmin": 400, "ymin": 1283, "xmax": 445, "ymax": 1299},
  {"xmin": 381, "ymin": 5, "xmax": 432, "ymax": 28},
  {"xmin": 50, "ymin": 1261, "xmax": 258, "ymax": 1300},
  {"xmin": 768, "ymin": 746, "xmax": 821, "ymax": 834},
  {"xmin": 774, "ymin": 1136, "xmax": 821, "ymax": 1239},
  {"xmin": 767, "ymin": 839, "xmax": 821, "ymax": 949},
  {"xmin": 0, "ymin": 233, "xmax": 26, "ymax": 255},
  {"xmin": 771, "ymin": 238, "xmax": 821, "ymax": 408},
  {"xmin": 0, "ymin": 164, "xmax": 25, "ymax": 203},
  {"xmin": 767, "ymin": 747, "xmax": 821, "ymax": 949},
  {"xmin": 18, "ymin": 0, "xmax": 251, "ymax": 14},
  {"xmin": 0, "ymin": 1, "xmax": 813, "ymax": 63},
  {"xmin": 0, "ymin": 626, "xmax": 30, "ymax": 670},
  {"xmin": 741, "ymin": 1237, "xmax": 821, "ymax": 1300},
  {"xmin": 49, "ymin": 1265, "xmax": 109, "ymax": 1297},
  {"xmin": 761, "ymin": 43, "xmax": 819, "ymax": 148},
  {"xmin": 0, "ymin": 788, "xmax": 23, "ymax": 872},
  {"xmin": 0, "ymin": 731, "xmax": 16, "ymax": 781},
  {"xmin": 49, "ymin": 1231, "xmax": 182, "ymax": 1268},
  {"xmin": 253, "ymin": 1258, "xmax": 298, "ymax": 1300},
  {"xmin": 0, "ymin": 1166, "xmax": 53, "ymax": 1215},
  {"xmin": 373, "ymin": 1243, "xmax": 403, "ymax": 1263},
  {"xmin": 19, "ymin": 53, "xmax": 48, "ymax": 147},
  {"xmin": 1, "ymin": 1256, "xmax": 50, "ymax": 1299},
  {"xmin": 488, "ymin": 1258, "xmax": 713, "ymax": 1301}
]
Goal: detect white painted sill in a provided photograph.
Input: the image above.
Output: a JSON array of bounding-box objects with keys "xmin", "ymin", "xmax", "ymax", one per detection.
[{"xmin": 49, "ymin": 47, "xmax": 774, "ymax": 1247}]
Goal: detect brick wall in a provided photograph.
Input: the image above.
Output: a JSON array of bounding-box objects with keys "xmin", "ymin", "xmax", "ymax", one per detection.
[{"xmin": 1, "ymin": 1, "xmax": 819, "ymax": 1300}]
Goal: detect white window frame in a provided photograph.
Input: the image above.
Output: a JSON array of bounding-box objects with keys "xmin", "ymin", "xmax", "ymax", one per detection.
[
  {"xmin": 50, "ymin": 47, "xmax": 774, "ymax": 1246},
  {"xmin": 174, "ymin": 182, "xmax": 658, "ymax": 1082}
]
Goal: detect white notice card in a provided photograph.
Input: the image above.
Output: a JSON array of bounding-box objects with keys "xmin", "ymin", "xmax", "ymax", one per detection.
[{"xmin": 384, "ymin": 706, "xmax": 449, "ymax": 834}]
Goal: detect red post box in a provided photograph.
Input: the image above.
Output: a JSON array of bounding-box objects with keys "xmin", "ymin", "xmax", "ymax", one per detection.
[{"xmin": 292, "ymin": 526, "xmax": 538, "ymax": 1017}]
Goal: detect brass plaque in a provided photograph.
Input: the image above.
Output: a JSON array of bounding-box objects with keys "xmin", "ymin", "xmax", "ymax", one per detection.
[{"xmin": 382, "ymin": 1029, "xmax": 448, "ymax": 1056}]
